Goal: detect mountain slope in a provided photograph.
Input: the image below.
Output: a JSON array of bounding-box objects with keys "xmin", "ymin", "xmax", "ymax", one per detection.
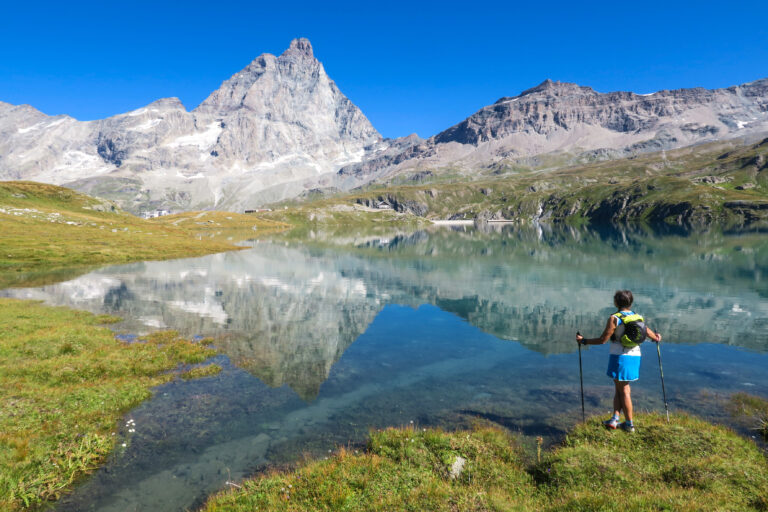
[
  {"xmin": 2, "ymin": 40, "xmax": 768, "ymax": 213},
  {"xmin": 338, "ymin": 78, "xmax": 768, "ymax": 185},
  {"xmin": 0, "ymin": 181, "xmax": 285, "ymax": 286},
  {"xmin": 288, "ymin": 136, "xmax": 768, "ymax": 229},
  {"xmin": 0, "ymin": 39, "xmax": 382, "ymax": 213}
]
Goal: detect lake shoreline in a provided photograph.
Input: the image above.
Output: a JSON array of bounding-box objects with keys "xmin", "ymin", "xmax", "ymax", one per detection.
[
  {"xmin": 4, "ymin": 215, "xmax": 768, "ymax": 510},
  {"xmin": 1, "ymin": 297, "xmax": 766, "ymax": 511},
  {"xmin": 0, "ymin": 182, "xmax": 288, "ymax": 285},
  {"xmin": 0, "ymin": 298, "xmax": 221, "ymax": 511}
]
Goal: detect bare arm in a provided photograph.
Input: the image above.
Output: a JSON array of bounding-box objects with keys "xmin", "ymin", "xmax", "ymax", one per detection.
[
  {"xmin": 576, "ymin": 316, "xmax": 617, "ymax": 345},
  {"xmin": 646, "ymin": 327, "xmax": 662, "ymax": 343}
]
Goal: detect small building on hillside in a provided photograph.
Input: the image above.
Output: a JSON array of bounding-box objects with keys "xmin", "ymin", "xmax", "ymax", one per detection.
[{"xmin": 141, "ymin": 209, "xmax": 172, "ymax": 219}]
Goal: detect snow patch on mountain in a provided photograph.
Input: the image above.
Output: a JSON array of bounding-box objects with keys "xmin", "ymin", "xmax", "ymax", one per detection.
[{"xmin": 166, "ymin": 122, "xmax": 223, "ymax": 149}]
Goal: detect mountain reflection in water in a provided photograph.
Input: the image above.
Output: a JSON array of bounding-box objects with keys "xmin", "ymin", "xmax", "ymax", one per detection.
[
  {"xmin": 2, "ymin": 224, "xmax": 768, "ymax": 512},
  {"xmin": 5, "ymin": 224, "xmax": 768, "ymax": 400}
]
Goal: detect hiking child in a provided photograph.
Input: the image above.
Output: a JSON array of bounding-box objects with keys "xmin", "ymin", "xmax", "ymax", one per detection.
[{"xmin": 575, "ymin": 290, "xmax": 661, "ymax": 432}]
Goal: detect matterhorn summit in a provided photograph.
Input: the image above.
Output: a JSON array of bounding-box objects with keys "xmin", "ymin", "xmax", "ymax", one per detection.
[{"xmin": 0, "ymin": 38, "xmax": 382, "ymax": 212}]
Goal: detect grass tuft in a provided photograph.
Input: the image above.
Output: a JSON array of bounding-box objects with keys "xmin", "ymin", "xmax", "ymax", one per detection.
[
  {"xmin": 730, "ymin": 392, "xmax": 768, "ymax": 441},
  {"xmin": 181, "ymin": 363, "xmax": 223, "ymax": 380}
]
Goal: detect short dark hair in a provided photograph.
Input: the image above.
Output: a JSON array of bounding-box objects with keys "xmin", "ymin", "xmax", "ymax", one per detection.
[{"xmin": 614, "ymin": 290, "xmax": 634, "ymax": 309}]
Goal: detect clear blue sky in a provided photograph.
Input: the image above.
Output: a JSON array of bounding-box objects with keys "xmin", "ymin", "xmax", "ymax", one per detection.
[{"xmin": 1, "ymin": 0, "xmax": 766, "ymax": 139}]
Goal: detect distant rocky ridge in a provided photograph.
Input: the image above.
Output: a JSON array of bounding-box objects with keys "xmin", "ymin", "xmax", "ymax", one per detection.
[
  {"xmin": 337, "ymin": 78, "xmax": 768, "ymax": 185},
  {"xmin": 1, "ymin": 38, "xmax": 767, "ymax": 212}
]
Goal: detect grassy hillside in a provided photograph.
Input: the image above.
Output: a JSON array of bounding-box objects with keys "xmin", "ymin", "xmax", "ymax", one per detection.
[
  {"xmin": 0, "ymin": 182, "xmax": 287, "ymax": 288},
  {"xmin": 264, "ymin": 137, "xmax": 768, "ymax": 229},
  {"xmin": 202, "ymin": 413, "xmax": 768, "ymax": 511}
]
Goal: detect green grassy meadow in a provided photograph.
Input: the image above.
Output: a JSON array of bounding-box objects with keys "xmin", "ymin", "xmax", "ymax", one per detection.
[{"xmin": 0, "ymin": 181, "xmax": 287, "ymax": 287}]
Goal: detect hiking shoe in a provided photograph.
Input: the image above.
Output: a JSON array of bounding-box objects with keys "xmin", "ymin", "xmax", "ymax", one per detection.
[
  {"xmin": 603, "ymin": 418, "xmax": 619, "ymax": 429},
  {"xmin": 620, "ymin": 421, "xmax": 635, "ymax": 433}
]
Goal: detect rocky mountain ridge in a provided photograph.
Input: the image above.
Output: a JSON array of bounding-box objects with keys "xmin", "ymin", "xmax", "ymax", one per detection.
[
  {"xmin": 0, "ymin": 39, "xmax": 382, "ymax": 213},
  {"xmin": 337, "ymin": 78, "xmax": 768, "ymax": 185},
  {"xmin": 1, "ymin": 38, "xmax": 767, "ymax": 212}
]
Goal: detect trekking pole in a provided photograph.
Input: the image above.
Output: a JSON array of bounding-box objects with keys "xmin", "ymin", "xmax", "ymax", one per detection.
[
  {"xmin": 577, "ymin": 331, "xmax": 585, "ymax": 423},
  {"xmin": 656, "ymin": 339, "xmax": 670, "ymax": 423}
]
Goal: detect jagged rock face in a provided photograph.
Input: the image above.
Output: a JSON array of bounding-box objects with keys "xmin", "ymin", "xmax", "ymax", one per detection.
[
  {"xmin": 0, "ymin": 102, "xmax": 100, "ymax": 183},
  {"xmin": 339, "ymin": 78, "xmax": 768, "ymax": 185},
  {"xmin": 0, "ymin": 39, "xmax": 382, "ymax": 213},
  {"xmin": 194, "ymin": 40, "xmax": 379, "ymax": 178},
  {"xmin": 435, "ymin": 79, "xmax": 768, "ymax": 144}
]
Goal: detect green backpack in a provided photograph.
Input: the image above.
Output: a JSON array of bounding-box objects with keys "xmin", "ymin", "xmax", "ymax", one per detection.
[{"xmin": 612, "ymin": 311, "xmax": 648, "ymax": 348}]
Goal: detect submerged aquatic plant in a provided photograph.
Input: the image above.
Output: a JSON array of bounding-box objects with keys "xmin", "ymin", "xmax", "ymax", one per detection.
[{"xmin": 729, "ymin": 392, "xmax": 768, "ymax": 441}]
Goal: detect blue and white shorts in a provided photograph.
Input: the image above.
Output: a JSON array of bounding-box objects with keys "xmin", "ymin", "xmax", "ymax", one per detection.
[{"xmin": 607, "ymin": 354, "xmax": 640, "ymax": 382}]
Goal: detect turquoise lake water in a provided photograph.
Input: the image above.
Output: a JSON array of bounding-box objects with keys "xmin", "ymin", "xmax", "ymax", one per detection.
[{"xmin": 3, "ymin": 224, "xmax": 767, "ymax": 511}]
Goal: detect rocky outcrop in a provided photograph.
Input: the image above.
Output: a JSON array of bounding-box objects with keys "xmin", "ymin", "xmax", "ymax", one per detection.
[
  {"xmin": 433, "ymin": 79, "xmax": 768, "ymax": 145},
  {"xmin": 336, "ymin": 134, "xmax": 426, "ymax": 181},
  {"xmin": 355, "ymin": 194, "xmax": 429, "ymax": 216}
]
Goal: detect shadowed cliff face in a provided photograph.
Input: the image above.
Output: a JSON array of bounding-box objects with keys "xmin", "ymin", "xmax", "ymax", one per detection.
[{"xmin": 3, "ymin": 225, "xmax": 768, "ymax": 399}]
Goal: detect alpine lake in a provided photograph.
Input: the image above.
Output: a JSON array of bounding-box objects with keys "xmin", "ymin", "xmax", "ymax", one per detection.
[{"xmin": 3, "ymin": 223, "xmax": 768, "ymax": 512}]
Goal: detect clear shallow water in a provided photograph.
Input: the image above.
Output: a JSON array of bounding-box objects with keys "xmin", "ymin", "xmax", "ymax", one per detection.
[{"xmin": 3, "ymin": 224, "xmax": 768, "ymax": 511}]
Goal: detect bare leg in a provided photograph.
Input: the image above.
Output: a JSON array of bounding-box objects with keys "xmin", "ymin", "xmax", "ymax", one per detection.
[
  {"xmin": 617, "ymin": 381, "xmax": 633, "ymax": 422},
  {"xmin": 612, "ymin": 380, "xmax": 622, "ymax": 418}
]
